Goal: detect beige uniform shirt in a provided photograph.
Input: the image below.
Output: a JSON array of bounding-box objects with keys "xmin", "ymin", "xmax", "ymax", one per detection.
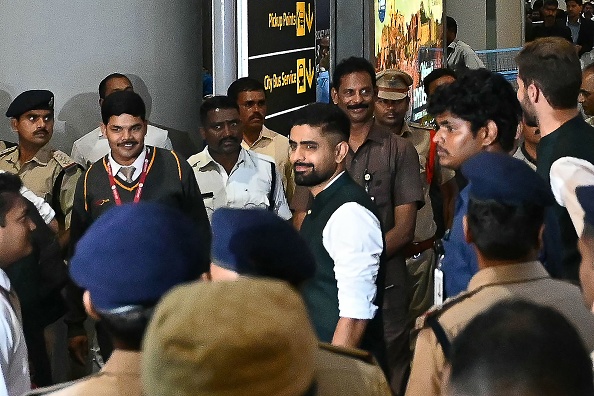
[
  {"xmin": 241, "ymin": 125, "xmax": 295, "ymax": 201},
  {"xmin": 315, "ymin": 343, "xmax": 391, "ymax": 396},
  {"xmin": 406, "ymin": 261, "xmax": 594, "ymax": 396},
  {"xmin": 24, "ymin": 350, "xmax": 141, "ymax": 396},
  {"xmin": 398, "ymin": 123, "xmax": 455, "ymax": 241},
  {"xmin": 0, "ymin": 145, "xmax": 81, "ymax": 228}
]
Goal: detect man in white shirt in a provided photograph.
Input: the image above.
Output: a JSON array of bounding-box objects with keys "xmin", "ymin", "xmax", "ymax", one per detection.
[
  {"xmin": 188, "ymin": 96, "xmax": 291, "ymax": 221},
  {"xmin": 288, "ymin": 102, "xmax": 385, "ymax": 365},
  {"xmin": 0, "ymin": 172, "xmax": 37, "ymax": 395},
  {"xmin": 446, "ymin": 16, "xmax": 485, "ymax": 73},
  {"xmin": 70, "ymin": 73, "xmax": 172, "ymax": 168}
]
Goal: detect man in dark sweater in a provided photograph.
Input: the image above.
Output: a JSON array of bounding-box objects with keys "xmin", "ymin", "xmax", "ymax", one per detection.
[
  {"xmin": 66, "ymin": 90, "xmax": 210, "ymax": 369},
  {"xmin": 288, "ymin": 103, "xmax": 385, "ymax": 366},
  {"xmin": 516, "ymin": 36, "xmax": 594, "ymax": 282}
]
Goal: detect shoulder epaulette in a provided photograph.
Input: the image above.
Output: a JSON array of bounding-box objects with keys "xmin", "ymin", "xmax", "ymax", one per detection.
[
  {"xmin": 0, "ymin": 145, "xmax": 17, "ymax": 156},
  {"xmin": 52, "ymin": 150, "xmax": 78, "ymax": 170},
  {"xmin": 318, "ymin": 342, "xmax": 375, "ymax": 364},
  {"xmin": 414, "ymin": 289, "xmax": 477, "ymax": 331},
  {"xmin": 408, "ymin": 122, "xmax": 432, "ymax": 131},
  {"xmin": 252, "ymin": 151, "xmax": 275, "ymax": 164}
]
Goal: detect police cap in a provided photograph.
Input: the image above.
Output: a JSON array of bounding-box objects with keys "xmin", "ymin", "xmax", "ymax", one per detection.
[
  {"xmin": 6, "ymin": 90, "xmax": 54, "ymax": 118},
  {"xmin": 70, "ymin": 202, "xmax": 210, "ymax": 311},
  {"xmin": 462, "ymin": 151, "xmax": 555, "ymax": 206}
]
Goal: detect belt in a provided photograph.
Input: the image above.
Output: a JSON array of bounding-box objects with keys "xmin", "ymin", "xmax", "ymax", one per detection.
[{"xmin": 402, "ymin": 236, "xmax": 436, "ymax": 258}]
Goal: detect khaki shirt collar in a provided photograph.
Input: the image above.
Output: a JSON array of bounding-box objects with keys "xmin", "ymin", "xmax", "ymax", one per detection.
[
  {"xmin": 243, "ymin": 125, "xmax": 274, "ymax": 148},
  {"xmin": 467, "ymin": 261, "xmax": 550, "ymax": 292},
  {"xmin": 399, "ymin": 123, "xmax": 412, "ymax": 138},
  {"xmin": 101, "ymin": 349, "xmax": 141, "ymax": 375},
  {"xmin": 12, "ymin": 144, "xmax": 53, "ymax": 166}
]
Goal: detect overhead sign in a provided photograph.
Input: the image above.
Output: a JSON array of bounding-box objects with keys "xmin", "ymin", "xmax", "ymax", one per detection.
[{"xmin": 240, "ymin": 0, "xmax": 316, "ymax": 123}]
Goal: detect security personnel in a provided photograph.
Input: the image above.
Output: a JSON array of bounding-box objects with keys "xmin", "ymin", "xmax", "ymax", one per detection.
[
  {"xmin": 374, "ymin": 69, "xmax": 458, "ymax": 321},
  {"xmin": 406, "ymin": 152, "xmax": 594, "ymax": 396},
  {"xmin": 0, "ymin": 90, "xmax": 81, "ymax": 386},
  {"xmin": 0, "ymin": 90, "xmax": 81, "ymax": 247},
  {"xmin": 188, "ymin": 96, "xmax": 291, "ymax": 221}
]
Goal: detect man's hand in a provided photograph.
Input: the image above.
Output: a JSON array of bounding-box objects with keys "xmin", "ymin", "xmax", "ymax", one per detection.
[
  {"xmin": 332, "ymin": 317, "xmax": 369, "ymax": 348},
  {"xmin": 68, "ymin": 335, "xmax": 89, "ymax": 366}
]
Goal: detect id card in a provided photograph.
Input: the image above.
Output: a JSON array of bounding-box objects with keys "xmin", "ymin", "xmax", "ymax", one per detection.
[{"xmin": 434, "ymin": 268, "xmax": 444, "ymax": 305}]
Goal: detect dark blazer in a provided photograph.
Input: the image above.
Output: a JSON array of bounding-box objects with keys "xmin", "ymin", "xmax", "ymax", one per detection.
[{"xmin": 576, "ymin": 17, "xmax": 594, "ymax": 56}]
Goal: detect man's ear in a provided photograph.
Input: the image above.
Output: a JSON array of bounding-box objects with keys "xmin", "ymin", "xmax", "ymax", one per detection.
[
  {"xmin": 10, "ymin": 118, "xmax": 18, "ymax": 133},
  {"xmin": 83, "ymin": 290, "xmax": 101, "ymax": 321},
  {"xmin": 481, "ymin": 120, "xmax": 499, "ymax": 148},
  {"xmin": 200, "ymin": 127, "xmax": 206, "ymax": 141},
  {"xmin": 100, "ymin": 123, "xmax": 107, "ymax": 138},
  {"xmin": 331, "ymin": 87, "xmax": 339, "ymax": 105},
  {"xmin": 463, "ymin": 215, "xmax": 473, "ymax": 244},
  {"xmin": 335, "ymin": 140, "xmax": 349, "ymax": 163},
  {"xmin": 527, "ymin": 82, "xmax": 540, "ymax": 104}
]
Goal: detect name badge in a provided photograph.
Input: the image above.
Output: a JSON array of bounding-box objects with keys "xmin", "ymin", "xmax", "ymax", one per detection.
[{"xmin": 434, "ymin": 268, "xmax": 444, "ymax": 305}]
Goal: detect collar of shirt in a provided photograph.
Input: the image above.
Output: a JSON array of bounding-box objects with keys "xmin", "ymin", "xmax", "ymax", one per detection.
[
  {"xmin": 199, "ymin": 146, "xmax": 251, "ymax": 174},
  {"xmin": 467, "ymin": 261, "xmax": 549, "ymax": 292},
  {"xmin": 101, "ymin": 349, "xmax": 141, "ymax": 376},
  {"xmin": 447, "ymin": 39, "xmax": 458, "ymax": 49},
  {"xmin": 322, "ymin": 171, "xmax": 346, "ymax": 192},
  {"xmin": 0, "ymin": 269, "xmax": 11, "ymax": 293},
  {"xmin": 567, "ymin": 16, "xmax": 581, "ymax": 26},
  {"xmin": 108, "ymin": 145, "xmax": 147, "ymax": 182},
  {"xmin": 243, "ymin": 125, "xmax": 275, "ymax": 149},
  {"xmin": 13, "ymin": 144, "xmax": 53, "ymax": 167}
]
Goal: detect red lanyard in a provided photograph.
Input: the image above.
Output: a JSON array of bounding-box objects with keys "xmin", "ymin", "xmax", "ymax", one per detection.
[{"xmin": 106, "ymin": 147, "xmax": 150, "ymax": 205}]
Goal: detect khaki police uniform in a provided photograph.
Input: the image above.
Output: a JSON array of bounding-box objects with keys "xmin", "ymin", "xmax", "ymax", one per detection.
[
  {"xmin": 315, "ymin": 343, "xmax": 391, "ymax": 396},
  {"xmin": 23, "ymin": 350, "xmax": 141, "ymax": 395},
  {"xmin": 406, "ymin": 261, "xmax": 594, "ymax": 396},
  {"xmin": 397, "ymin": 123, "xmax": 455, "ymax": 321},
  {"xmin": 0, "ymin": 144, "xmax": 81, "ymax": 228}
]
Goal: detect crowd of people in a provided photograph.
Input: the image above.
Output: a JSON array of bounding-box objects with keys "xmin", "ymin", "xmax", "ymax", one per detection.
[{"xmin": 0, "ymin": 27, "xmax": 590, "ymax": 396}]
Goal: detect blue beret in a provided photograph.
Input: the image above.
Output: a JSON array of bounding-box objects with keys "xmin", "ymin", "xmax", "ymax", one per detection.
[
  {"xmin": 577, "ymin": 185, "xmax": 594, "ymax": 228},
  {"xmin": 6, "ymin": 90, "xmax": 54, "ymax": 118},
  {"xmin": 70, "ymin": 202, "xmax": 209, "ymax": 311},
  {"xmin": 462, "ymin": 152, "xmax": 555, "ymax": 206},
  {"xmin": 211, "ymin": 208, "xmax": 316, "ymax": 287}
]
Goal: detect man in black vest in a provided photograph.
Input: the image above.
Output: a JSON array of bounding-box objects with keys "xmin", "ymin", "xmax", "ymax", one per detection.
[{"xmin": 288, "ymin": 103, "xmax": 385, "ymax": 366}]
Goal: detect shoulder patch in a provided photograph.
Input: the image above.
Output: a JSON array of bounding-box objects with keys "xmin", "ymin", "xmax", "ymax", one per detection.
[
  {"xmin": 409, "ymin": 122, "xmax": 432, "ymax": 131},
  {"xmin": 318, "ymin": 342, "xmax": 375, "ymax": 364},
  {"xmin": 414, "ymin": 289, "xmax": 476, "ymax": 330},
  {"xmin": 52, "ymin": 150, "xmax": 77, "ymax": 170},
  {"xmin": 0, "ymin": 145, "xmax": 17, "ymax": 157}
]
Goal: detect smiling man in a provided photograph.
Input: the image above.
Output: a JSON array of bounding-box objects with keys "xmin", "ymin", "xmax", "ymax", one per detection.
[
  {"xmin": 66, "ymin": 90, "xmax": 209, "ymax": 366},
  {"xmin": 188, "ymin": 95, "xmax": 290, "ymax": 221},
  {"xmin": 289, "ymin": 102, "xmax": 385, "ymax": 368}
]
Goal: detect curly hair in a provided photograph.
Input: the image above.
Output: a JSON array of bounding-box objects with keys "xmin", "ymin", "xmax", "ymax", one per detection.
[{"xmin": 427, "ymin": 68, "xmax": 521, "ymax": 152}]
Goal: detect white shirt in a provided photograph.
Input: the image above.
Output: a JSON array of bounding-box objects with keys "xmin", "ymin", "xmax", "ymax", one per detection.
[
  {"xmin": 108, "ymin": 146, "xmax": 148, "ymax": 182},
  {"xmin": 0, "ymin": 270, "xmax": 30, "ymax": 396},
  {"xmin": 447, "ymin": 39, "xmax": 485, "ymax": 72},
  {"xmin": 187, "ymin": 147, "xmax": 291, "ymax": 221},
  {"xmin": 321, "ymin": 172, "xmax": 383, "ymax": 320},
  {"xmin": 0, "ymin": 171, "xmax": 54, "ymax": 224},
  {"xmin": 71, "ymin": 125, "xmax": 172, "ymax": 168}
]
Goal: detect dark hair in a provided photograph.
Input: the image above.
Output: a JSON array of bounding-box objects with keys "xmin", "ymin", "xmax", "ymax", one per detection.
[
  {"xmin": 199, "ymin": 95, "xmax": 239, "ymax": 128},
  {"xmin": 98, "ymin": 306, "xmax": 154, "ymax": 350},
  {"xmin": 428, "ymin": 68, "xmax": 521, "ymax": 151},
  {"xmin": 446, "ymin": 16, "xmax": 457, "ymax": 34},
  {"xmin": 466, "ymin": 198, "xmax": 544, "ymax": 260},
  {"xmin": 448, "ymin": 300, "xmax": 594, "ymax": 396},
  {"xmin": 516, "ymin": 37, "xmax": 581, "ymax": 109},
  {"xmin": 101, "ymin": 90, "xmax": 146, "ymax": 124},
  {"xmin": 0, "ymin": 173, "xmax": 22, "ymax": 227},
  {"xmin": 332, "ymin": 57, "xmax": 376, "ymax": 91},
  {"xmin": 98, "ymin": 73, "xmax": 131, "ymax": 100},
  {"xmin": 567, "ymin": 0, "xmax": 583, "ymax": 6},
  {"xmin": 543, "ymin": 0, "xmax": 559, "ymax": 7},
  {"xmin": 227, "ymin": 77, "xmax": 266, "ymax": 103},
  {"xmin": 290, "ymin": 103, "xmax": 351, "ymax": 143},
  {"xmin": 423, "ymin": 68, "xmax": 457, "ymax": 95}
]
